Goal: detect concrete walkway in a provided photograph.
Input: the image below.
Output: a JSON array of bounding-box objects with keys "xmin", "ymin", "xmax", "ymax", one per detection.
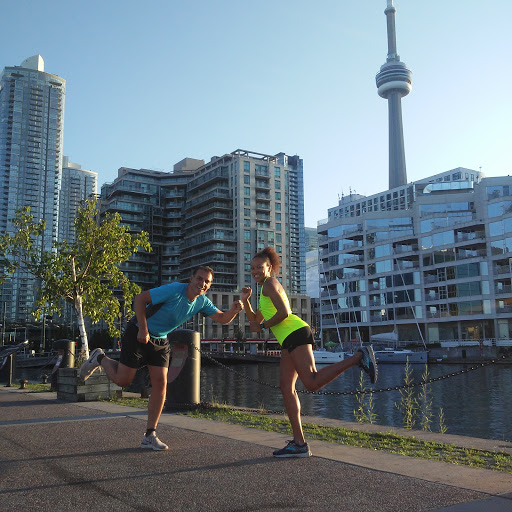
[{"xmin": 1, "ymin": 386, "xmax": 511, "ymax": 511}]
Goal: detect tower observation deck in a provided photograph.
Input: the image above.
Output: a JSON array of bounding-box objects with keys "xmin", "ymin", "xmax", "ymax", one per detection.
[{"xmin": 376, "ymin": 0, "xmax": 412, "ymax": 189}]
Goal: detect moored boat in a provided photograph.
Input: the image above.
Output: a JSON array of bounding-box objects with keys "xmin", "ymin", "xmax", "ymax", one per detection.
[
  {"xmin": 313, "ymin": 348, "xmax": 344, "ymax": 364},
  {"xmin": 373, "ymin": 347, "xmax": 428, "ymax": 364}
]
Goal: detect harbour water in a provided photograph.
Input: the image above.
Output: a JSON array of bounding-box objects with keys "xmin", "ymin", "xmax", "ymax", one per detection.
[
  {"xmin": 199, "ymin": 361, "xmax": 512, "ymax": 442},
  {"xmin": 16, "ymin": 360, "xmax": 512, "ymax": 442}
]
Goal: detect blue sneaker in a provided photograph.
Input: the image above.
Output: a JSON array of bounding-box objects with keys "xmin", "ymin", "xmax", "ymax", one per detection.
[
  {"xmin": 357, "ymin": 345, "xmax": 378, "ymax": 384},
  {"xmin": 273, "ymin": 440, "xmax": 311, "ymax": 458}
]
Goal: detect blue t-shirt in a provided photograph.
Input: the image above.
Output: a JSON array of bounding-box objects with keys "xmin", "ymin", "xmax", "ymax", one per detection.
[{"xmin": 144, "ymin": 282, "xmax": 218, "ymax": 338}]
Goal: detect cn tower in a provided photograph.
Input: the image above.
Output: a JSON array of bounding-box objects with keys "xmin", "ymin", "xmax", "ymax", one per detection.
[{"xmin": 376, "ymin": 0, "xmax": 412, "ymax": 189}]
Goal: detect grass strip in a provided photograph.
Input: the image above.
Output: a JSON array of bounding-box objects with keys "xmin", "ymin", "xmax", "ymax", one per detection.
[{"xmin": 186, "ymin": 406, "xmax": 512, "ymax": 474}]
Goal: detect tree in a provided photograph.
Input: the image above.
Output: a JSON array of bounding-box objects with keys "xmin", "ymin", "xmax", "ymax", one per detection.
[{"xmin": 0, "ymin": 199, "xmax": 151, "ymax": 357}]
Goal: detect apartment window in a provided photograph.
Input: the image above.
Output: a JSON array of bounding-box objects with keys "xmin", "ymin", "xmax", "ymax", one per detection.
[
  {"xmin": 244, "ymin": 219, "xmax": 251, "ymax": 227},
  {"xmin": 275, "ymin": 202, "xmax": 281, "ymax": 211},
  {"xmin": 244, "ymin": 175, "xmax": 250, "ymax": 185},
  {"xmin": 276, "ymin": 223, "xmax": 281, "ymax": 231},
  {"xmin": 244, "ymin": 198, "xmax": 251, "ymax": 206},
  {"xmin": 275, "ymin": 192, "xmax": 281, "ymax": 200},
  {"xmin": 244, "ymin": 208, "xmax": 250, "ymax": 216},
  {"xmin": 274, "ymin": 167, "xmax": 281, "ymax": 178},
  {"xmin": 275, "ymin": 180, "xmax": 281, "ymax": 189},
  {"xmin": 244, "ymin": 161, "xmax": 250, "ymax": 172},
  {"xmin": 244, "ymin": 230, "xmax": 251, "ymax": 240},
  {"xmin": 244, "ymin": 242, "xmax": 251, "ymax": 250},
  {"xmin": 276, "ymin": 245, "xmax": 282, "ymax": 253},
  {"xmin": 275, "ymin": 213, "xmax": 281, "ymax": 221},
  {"xmin": 244, "ymin": 187, "xmax": 251, "ymax": 196}
]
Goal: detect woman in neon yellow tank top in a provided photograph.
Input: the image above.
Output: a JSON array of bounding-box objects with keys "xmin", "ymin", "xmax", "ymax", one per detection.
[{"xmin": 241, "ymin": 247, "xmax": 378, "ymax": 458}]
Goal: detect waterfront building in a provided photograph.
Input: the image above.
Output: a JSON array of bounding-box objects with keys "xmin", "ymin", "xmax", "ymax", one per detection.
[
  {"xmin": 318, "ymin": 169, "xmax": 512, "ymax": 346},
  {"xmin": 59, "ymin": 156, "xmax": 97, "ymax": 243},
  {"xmin": 0, "ymin": 55, "xmax": 65, "ymax": 324},
  {"xmin": 100, "ymin": 149, "xmax": 310, "ymax": 340}
]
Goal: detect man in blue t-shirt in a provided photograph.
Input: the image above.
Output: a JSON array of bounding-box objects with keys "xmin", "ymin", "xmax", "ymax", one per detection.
[{"xmin": 79, "ymin": 266, "xmax": 243, "ymax": 450}]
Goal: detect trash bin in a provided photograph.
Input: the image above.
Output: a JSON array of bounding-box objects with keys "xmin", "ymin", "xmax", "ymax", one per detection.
[{"xmin": 165, "ymin": 330, "xmax": 201, "ymax": 410}]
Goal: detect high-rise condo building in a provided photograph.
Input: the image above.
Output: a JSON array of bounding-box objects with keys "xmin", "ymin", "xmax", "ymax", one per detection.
[
  {"xmin": 59, "ymin": 156, "xmax": 98, "ymax": 243},
  {"xmin": 100, "ymin": 149, "xmax": 310, "ymax": 340},
  {"xmin": 100, "ymin": 165, "xmax": 194, "ymax": 287},
  {"xmin": 0, "ymin": 55, "xmax": 65, "ymax": 323}
]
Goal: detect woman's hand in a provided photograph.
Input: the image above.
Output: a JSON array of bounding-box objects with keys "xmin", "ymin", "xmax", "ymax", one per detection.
[{"xmin": 241, "ymin": 287, "xmax": 252, "ymax": 301}]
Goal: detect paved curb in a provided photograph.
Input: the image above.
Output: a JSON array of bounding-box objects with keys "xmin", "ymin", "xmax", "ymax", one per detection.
[{"xmin": 6, "ymin": 387, "xmax": 512, "ymax": 496}]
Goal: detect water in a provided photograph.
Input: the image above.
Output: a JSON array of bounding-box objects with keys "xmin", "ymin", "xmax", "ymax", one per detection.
[
  {"xmin": 17, "ymin": 361, "xmax": 512, "ymax": 442},
  {"xmin": 198, "ymin": 361, "xmax": 512, "ymax": 442}
]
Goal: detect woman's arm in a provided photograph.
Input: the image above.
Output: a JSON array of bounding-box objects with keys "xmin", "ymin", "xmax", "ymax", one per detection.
[{"xmin": 240, "ymin": 287, "xmax": 262, "ymax": 321}]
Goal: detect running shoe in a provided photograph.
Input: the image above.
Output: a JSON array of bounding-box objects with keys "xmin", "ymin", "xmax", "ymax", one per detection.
[
  {"xmin": 273, "ymin": 440, "xmax": 311, "ymax": 458},
  {"xmin": 78, "ymin": 348, "xmax": 104, "ymax": 381},
  {"xmin": 140, "ymin": 431, "xmax": 168, "ymax": 451},
  {"xmin": 357, "ymin": 345, "xmax": 378, "ymax": 384}
]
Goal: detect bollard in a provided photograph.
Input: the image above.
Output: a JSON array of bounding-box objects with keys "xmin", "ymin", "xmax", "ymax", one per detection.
[
  {"xmin": 52, "ymin": 339, "xmax": 76, "ymax": 369},
  {"xmin": 51, "ymin": 339, "xmax": 76, "ymax": 391},
  {"xmin": 165, "ymin": 330, "xmax": 201, "ymax": 411},
  {"xmin": 19, "ymin": 379, "xmax": 28, "ymax": 389}
]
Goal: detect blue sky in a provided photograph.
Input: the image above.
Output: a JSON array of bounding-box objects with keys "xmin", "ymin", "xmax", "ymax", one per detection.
[{"xmin": 2, "ymin": 0, "xmax": 511, "ymax": 227}]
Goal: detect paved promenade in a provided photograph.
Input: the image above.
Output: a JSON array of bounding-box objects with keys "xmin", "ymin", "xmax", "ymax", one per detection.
[{"xmin": 1, "ymin": 386, "xmax": 511, "ymax": 512}]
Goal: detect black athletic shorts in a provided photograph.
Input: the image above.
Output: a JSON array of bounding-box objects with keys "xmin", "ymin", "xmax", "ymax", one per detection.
[
  {"xmin": 281, "ymin": 326, "xmax": 314, "ymax": 353},
  {"xmin": 119, "ymin": 322, "xmax": 170, "ymax": 369}
]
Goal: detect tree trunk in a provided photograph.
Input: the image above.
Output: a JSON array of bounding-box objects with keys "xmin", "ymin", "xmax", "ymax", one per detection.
[
  {"xmin": 70, "ymin": 256, "xmax": 89, "ymax": 359},
  {"xmin": 75, "ymin": 295, "xmax": 89, "ymax": 358}
]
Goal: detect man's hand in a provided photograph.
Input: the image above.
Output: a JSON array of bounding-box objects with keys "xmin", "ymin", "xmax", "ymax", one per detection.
[
  {"xmin": 137, "ymin": 328, "xmax": 150, "ymax": 344},
  {"xmin": 231, "ymin": 300, "xmax": 244, "ymax": 314},
  {"xmin": 241, "ymin": 287, "xmax": 252, "ymax": 301}
]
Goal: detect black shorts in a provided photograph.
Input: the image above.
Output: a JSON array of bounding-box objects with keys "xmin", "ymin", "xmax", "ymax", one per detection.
[
  {"xmin": 119, "ymin": 322, "xmax": 171, "ymax": 369},
  {"xmin": 281, "ymin": 326, "xmax": 314, "ymax": 353}
]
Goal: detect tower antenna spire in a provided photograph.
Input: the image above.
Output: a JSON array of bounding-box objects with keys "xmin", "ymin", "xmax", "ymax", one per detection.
[{"xmin": 376, "ymin": 0, "xmax": 412, "ymax": 189}]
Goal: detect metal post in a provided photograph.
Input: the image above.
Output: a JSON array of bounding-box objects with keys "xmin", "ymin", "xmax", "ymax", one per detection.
[
  {"xmin": 6, "ymin": 354, "xmax": 14, "ymax": 387},
  {"xmin": 165, "ymin": 330, "xmax": 201, "ymax": 410}
]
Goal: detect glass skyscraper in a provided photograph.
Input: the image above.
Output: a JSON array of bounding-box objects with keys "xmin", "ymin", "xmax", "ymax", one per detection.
[{"xmin": 0, "ymin": 55, "xmax": 66, "ymax": 323}]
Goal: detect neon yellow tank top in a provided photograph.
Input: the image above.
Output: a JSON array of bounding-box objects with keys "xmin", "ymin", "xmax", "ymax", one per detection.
[{"xmin": 259, "ymin": 285, "xmax": 308, "ymax": 345}]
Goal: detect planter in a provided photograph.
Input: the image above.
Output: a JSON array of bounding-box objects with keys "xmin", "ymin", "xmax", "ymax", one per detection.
[{"xmin": 57, "ymin": 368, "xmax": 122, "ymax": 402}]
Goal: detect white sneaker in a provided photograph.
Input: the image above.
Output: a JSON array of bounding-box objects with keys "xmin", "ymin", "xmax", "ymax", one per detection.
[
  {"xmin": 140, "ymin": 432, "xmax": 168, "ymax": 451},
  {"xmin": 79, "ymin": 348, "xmax": 105, "ymax": 381}
]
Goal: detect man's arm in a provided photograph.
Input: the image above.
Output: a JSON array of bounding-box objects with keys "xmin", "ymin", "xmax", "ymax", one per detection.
[
  {"xmin": 134, "ymin": 290, "xmax": 152, "ymax": 343},
  {"xmin": 209, "ymin": 300, "xmax": 244, "ymax": 325}
]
